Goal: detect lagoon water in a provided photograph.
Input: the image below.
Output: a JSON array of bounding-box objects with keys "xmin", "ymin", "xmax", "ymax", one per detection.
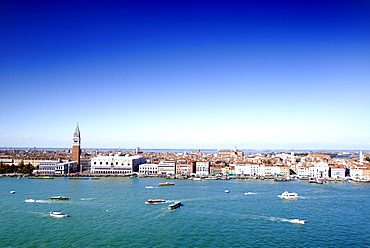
[{"xmin": 1, "ymin": 177, "xmax": 369, "ymax": 247}]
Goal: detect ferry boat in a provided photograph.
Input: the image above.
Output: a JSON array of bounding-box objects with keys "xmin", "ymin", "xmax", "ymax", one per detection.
[
  {"xmin": 278, "ymin": 191, "xmax": 300, "ymax": 200},
  {"xmin": 50, "ymin": 212, "xmax": 69, "ymax": 218},
  {"xmin": 158, "ymin": 182, "xmax": 175, "ymax": 186},
  {"xmin": 289, "ymin": 219, "xmax": 306, "ymax": 224},
  {"xmin": 145, "ymin": 199, "xmax": 166, "ymax": 204},
  {"xmin": 168, "ymin": 201, "xmax": 182, "ymax": 210},
  {"xmin": 50, "ymin": 196, "xmax": 69, "ymax": 200}
]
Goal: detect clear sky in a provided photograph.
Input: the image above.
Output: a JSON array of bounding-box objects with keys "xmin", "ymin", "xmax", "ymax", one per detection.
[{"xmin": 1, "ymin": 0, "xmax": 369, "ymax": 150}]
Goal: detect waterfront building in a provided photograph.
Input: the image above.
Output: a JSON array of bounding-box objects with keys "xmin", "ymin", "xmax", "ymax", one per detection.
[
  {"xmin": 37, "ymin": 160, "xmax": 78, "ymax": 174},
  {"xmin": 158, "ymin": 160, "xmax": 176, "ymax": 175},
  {"xmin": 176, "ymin": 163, "xmax": 194, "ymax": 174},
  {"xmin": 314, "ymin": 162, "xmax": 329, "ymax": 178},
  {"xmin": 298, "ymin": 166, "xmax": 312, "ymax": 178},
  {"xmin": 233, "ymin": 163, "xmax": 265, "ymax": 176},
  {"xmin": 72, "ymin": 123, "xmax": 81, "ymax": 167},
  {"xmin": 195, "ymin": 161, "xmax": 210, "ymax": 176},
  {"xmin": 91, "ymin": 152, "xmax": 146, "ymax": 175},
  {"xmin": 329, "ymin": 166, "xmax": 346, "ymax": 179},
  {"xmin": 139, "ymin": 163, "xmax": 158, "ymax": 175}
]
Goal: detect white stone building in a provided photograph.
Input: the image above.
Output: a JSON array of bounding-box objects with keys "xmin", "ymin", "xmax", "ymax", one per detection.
[
  {"xmin": 91, "ymin": 152, "xmax": 146, "ymax": 175},
  {"xmin": 233, "ymin": 164, "xmax": 265, "ymax": 176},
  {"xmin": 195, "ymin": 161, "xmax": 210, "ymax": 175},
  {"xmin": 314, "ymin": 162, "xmax": 329, "ymax": 178},
  {"xmin": 139, "ymin": 163, "xmax": 159, "ymax": 175},
  {"xmin": 330, "ymin": 167, "xmax": 346, "ymax": 179},
  {"xmin": 36, "ymin": 160, "xmax": 78, "ymax": 175},
  {"xmin": 158, "ymin": 161, "xmax": 176, "ymax": 175}
]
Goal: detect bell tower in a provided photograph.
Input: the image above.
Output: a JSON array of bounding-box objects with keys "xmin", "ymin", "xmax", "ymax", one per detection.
[{"xmin": 72, "ymin": 123, "xmax": 81, "ymax": 166}]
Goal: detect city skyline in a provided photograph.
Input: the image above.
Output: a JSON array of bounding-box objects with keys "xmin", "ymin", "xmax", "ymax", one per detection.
[{"xmin": 1, "ymin": 1, "xmax": 370, "ymax": 150}]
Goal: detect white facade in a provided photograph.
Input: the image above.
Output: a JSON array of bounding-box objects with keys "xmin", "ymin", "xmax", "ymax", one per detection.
[
  {"xmin": 330, "ymin": 167, "xmax": 346, "ymax": 179},
  {"xmin": 314, "ymin": 162, "xmax": 329, "ymax": 178},
  {"xmin": 264, "ymin": 166, "xmax": 282, "ymax": 176},
  {"xmin": 195, "ymin": 162, "xmax": 210, "ymax": 175},
  {"xmin": 298, "ymin": 166, "xmax": 312, "ymax": 178},
  {"xmin": 91, "ymin": 153, "xmax": 146, "ymax": 175},
  {"xmin": 233, "ymin": 164, "xmax": 265, "ymax": 176},
  {"xmin": 350, "ymin": 168, "xmax": 363, "ymax": 177},
  {"xmin": 158, "ymin": 161, "xmax": 176, "ymax": 175},
  {"xmin": 139, "ymin": 163, "xmax": 158, "ymax": 175},
  {"xmin": 37, "ymin": 160, "xmax": 78, "ymax": 174}
]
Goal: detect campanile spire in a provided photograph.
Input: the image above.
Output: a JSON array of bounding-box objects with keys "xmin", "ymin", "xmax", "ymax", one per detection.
[{"xmin": 72, "ymin": 123, "xmax": 81, "ymax": 166}]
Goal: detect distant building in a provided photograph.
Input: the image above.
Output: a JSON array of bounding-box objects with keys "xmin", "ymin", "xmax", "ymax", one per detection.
[
  {"xmin": 195, "ymin": 161, "xmax": 210, "ymax": 175},
  {"xmin": 90, "ymin": 153, "xmax": 146, "ymax": 175},
  {"xmin": 36, "ymin": 160, "xmax": 78, "ymax": 174},
  {"xmin": 217, "ymin": 148, "xmax": 244, "ymax": 158},
  {"xmin": 158, "ymin": 160, "xmax": 176, "ymax": 175},
  {"xmin": 330, "ymin": 166, "xmax": 346, "ymax": 179},
  {"xmin": 139, "ymin": 163, "xmax": 158, "ymax": 175},
  {"xmin": 314, "ymin": 162, "xmax": 329, "ymax": 178}
]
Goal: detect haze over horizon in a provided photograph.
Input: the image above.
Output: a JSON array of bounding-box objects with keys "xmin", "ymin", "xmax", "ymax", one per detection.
[{"xmin": 1, "ymin": 0, "xmax": 369, "ymax": 150}]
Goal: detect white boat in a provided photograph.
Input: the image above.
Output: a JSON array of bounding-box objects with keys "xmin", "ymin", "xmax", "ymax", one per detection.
[
  {"xmin": 50, "ymin": 212, "xmax": 69, "ymax": 218},
  {"xmin": 278, "ymin": 191, "xmax": 300, "ymax": 199},
  {"xmin": 10, "ymin": 191, "xmax": 16, "ymax": 194},
  {"xmin": 244, "ymin": 192, "xmax": 257, "ymax": 195},
  {"xmin": 25, "ymin": 199, "xmax": 36, "ymax": 203},
  {"xmin": 289, "ymin": 219, "xmax": 306, "ymax": 224},
  {"xmin": 224, "ymin": 190, "xmax": 230, "ymax": 193},
  {"xmin": 145, "ymin": 186, "xmax": 154, "ymax": 189}
]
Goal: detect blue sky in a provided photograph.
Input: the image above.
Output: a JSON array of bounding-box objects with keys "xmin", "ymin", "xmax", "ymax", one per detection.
[{"xmin": 1, "ymin": 0, "xmax": 370, "ymax": 150}]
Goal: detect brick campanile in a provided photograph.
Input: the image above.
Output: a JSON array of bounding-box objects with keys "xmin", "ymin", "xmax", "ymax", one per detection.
[{"xmin": 72, "ymin": 123, "xmax": 81, "ymax": 166}]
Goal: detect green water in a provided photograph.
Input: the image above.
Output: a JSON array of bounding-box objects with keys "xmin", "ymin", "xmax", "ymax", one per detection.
[{"xmin": 1, "ymin": 177, "xmax": 369, "ymax": 247}]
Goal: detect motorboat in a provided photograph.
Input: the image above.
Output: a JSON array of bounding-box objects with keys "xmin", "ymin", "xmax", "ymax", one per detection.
[
  {"xmin": 168, "ymin": 201, "xmax": 182, "ymax": 210},
  {"xmin": 145, "ymin": 199, "xmax": 166, "ymax": 204},
  {"xmin": 25, "ymin": 199, "xmax": 36, "ymax": 203},
  {"xmin": 10, "ymin": 191, "xmax": 16, "ymax": 194},
  {"xmin": 289, "ymin": 219, "xmax": 306, "ymax": 224},
  {"xmin": 224, "ymin": 190, "xmax": 230, "ymax": 193},
  {"xmin": 278, "ymin": 191, "xmax": 300, "ymax": 200},
  {"xmin": 244, "ymin": 192, "xmax": 257, "ymax": 195},
  {"xmin": 158, "ymin": 182, "xmax": 175, "ymax": 186},
  {"xmin": 50, "ymin": 196, "xmax": 69, "ymax": 200},
  {"xmin": 308, "ymin": 177, "xmax": 316, "ymax": 183},
  {"xmin": 145, "ymin": 186, "xmax": 154, "ymax": 189},
  {"xmin": 50, "ymin": 212, "xmax": 69, "ymax": 218},
  {"xmin": 316, "ymin": 177, "xmax": 324, "ymax": 184}
]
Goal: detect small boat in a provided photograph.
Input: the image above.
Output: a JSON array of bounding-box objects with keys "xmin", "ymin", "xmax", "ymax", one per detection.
[
  {"xmin": 244, "ymin": 192, "xmax": 256, "ymax": 195},
  {"xmin": 145, "ymin": 199, "xmax": 166, "ymax": 204},
  {"xmin": 278, "ymin": 191, "xmax": 300, "ymax": 200},
  {"xmin": 10, "ymin": 191, "xmax": 16, "ymax": 194},
  {"xmin": 49, "ymin": 212, "xmax": 69, "ymax": 218},
  {"xmin": 25, "ymin": 199, "xmax": 36, "ymax": 203},
  {"xmin": 145, "ymin": 186, "xmax": 154, "ymax": 189},
  {"xmin": 50, "ymin": 196, "xmax": 69, "ymax": 200},
  {"xmin": 158, "ymin": 182, "xmax": 175, "ymax": 186},
  {"xmin": 289, "ymin": 219, "xmax": 306, "ymax": 224},
  {"xmin": 316, "ymin": 177, "xmax": 324, "ymax": 184},
  {"xmin": 308, "ymin": 177, "xmax": 316, "ymax": 183},
  {"xmin": 224, "ymin": 190, "xmax": 230, "ymax": 193},
  {"xmin": 168, "ymin": 201, "xmax": 182, "ymax": 210}
]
